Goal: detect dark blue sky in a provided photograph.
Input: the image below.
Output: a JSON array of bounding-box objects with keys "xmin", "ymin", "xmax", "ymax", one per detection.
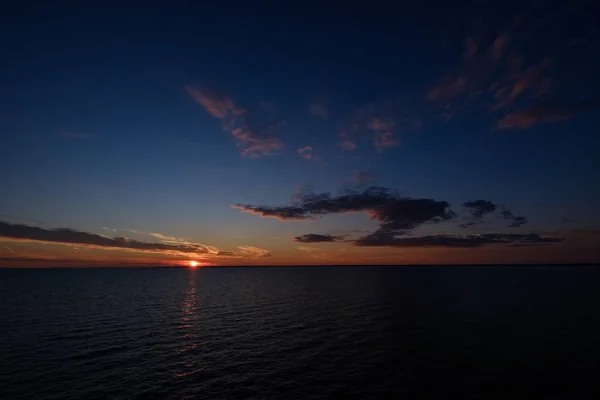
[{"xmin": 1, "ymin": 1, "xmax": 599, "ymax": 266}]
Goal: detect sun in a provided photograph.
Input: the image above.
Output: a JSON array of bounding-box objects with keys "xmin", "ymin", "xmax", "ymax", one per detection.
[{"xmin": 188, "ymin": 261, "xmax": 199, "ymax": 268}]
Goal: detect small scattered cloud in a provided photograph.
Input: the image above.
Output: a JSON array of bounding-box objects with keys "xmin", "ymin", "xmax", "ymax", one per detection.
[
  {"xmin": 339, "ymin": 140, "xmax": 356, "ymax": 151},
  {"xmin": 338, "ymin": 103, "xmax": 398, "ymax": 151},
  {"xmin": 499, "ymin": 210, "xmax": 528, "ymax": 228},
  {"xmin": 294, "ymin": 234, "xmax": 345, "ymax": 243},
  {"xmin": 186, "ymin": 85, "xmax": 284, "ymax": 158},
  {"xmin": 461, "ymin": 200, "xmax": 527, "ymax": 228},
  {"xmin": 298, "ymin": 146, "xmax": 313, "ymax": 160},
  {"xmin": 463, "ymin": 199, "xmax": 497, "ymax": 218},
  {"xmin": 185, "ymin": 86, "xmax": 240, "ymax": 119},
  {"xmin": 310, "ymin": 102, "xmax": 328, "ymax": 119},
  {"xmin": 351, "ymin": 171, "xmax": 377, "ymax": 186},
  {"xmin": 368, "ymin": 117, "xmax": 398, "ymax": 150}
]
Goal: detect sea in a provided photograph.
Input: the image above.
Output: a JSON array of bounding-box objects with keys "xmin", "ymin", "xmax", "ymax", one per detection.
[{"xmin": 1, "ymin": 266, "xmax": 599, "ymax": 399}]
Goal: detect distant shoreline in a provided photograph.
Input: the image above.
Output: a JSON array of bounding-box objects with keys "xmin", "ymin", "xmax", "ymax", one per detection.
[{"xmin": 1, "ymin": 263, "xmax": 599, "ymax": 269}]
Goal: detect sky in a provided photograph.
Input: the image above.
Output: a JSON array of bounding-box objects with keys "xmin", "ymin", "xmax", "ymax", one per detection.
[{"xmin": 1, "ymin": 0, "xmax": 600, "ymax": 267}]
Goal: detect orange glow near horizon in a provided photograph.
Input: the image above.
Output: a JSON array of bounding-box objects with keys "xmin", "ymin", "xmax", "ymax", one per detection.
[{"xmin": 189, "ymin": 260, "xmax": 199, "ymax": 267}]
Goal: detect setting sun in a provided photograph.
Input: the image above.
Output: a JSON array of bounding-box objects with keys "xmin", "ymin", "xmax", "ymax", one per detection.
[{"xmin": 189, "ymin": 261, "xmax": 199, "ymax": 267}]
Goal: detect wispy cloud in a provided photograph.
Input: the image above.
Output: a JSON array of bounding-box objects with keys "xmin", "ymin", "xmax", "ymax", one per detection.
[
  {"xmin": 236, "ymin": 245, "xmax": 271, "ymax": 258},
  {"xmin": 298, "ymin": 146, "xmax": 313, "ymax": 160},
  {"xmin": 0, "ymin": 221, "xmax": 227, "ymax": 258},
  {"xmin": 185, "ymin": 86, "xmax": 240, "ymax": 119},
  {"xmin": 337, "ymin": 102, "xmax": 419, "ymax": 151},
  {"xmin": 339, "ymin": 140, "xmax": 356, "ymax": 151},
  {"xmin": 186, "ymin": 85, "xmax": 284, "ymax": 158},
  {"xmin": 148, "ymin": 232, "xmax": 179, "ymax": 241},
  {"xmin": 427, "ymin": 8, "xmax": 593, "ymax": 129},
  {"xmin": 497, "ymin": 100, "xmax": 599, "ymax": 130},
  {"xmin": 2, "ymin": 246, "xmax": 14, "ymax": 253},
  {"xmin": 370, "ymin": 118, "xmax": 398, "ymax": 150},
  {"xmin": 350, "ymin": 171, "xmax": 377, "ymax": 186}
]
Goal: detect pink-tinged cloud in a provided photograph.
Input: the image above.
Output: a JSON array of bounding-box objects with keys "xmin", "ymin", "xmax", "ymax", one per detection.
[
  {"xmin": 492, "ymin": 59, "xmax": 551, "ymax": 110},
  {"xmin": 339, "ymin": 102, "xmax": 412, "ymax": 151},
  {"xmin": 351, "ymin": 171, "xmax": 377, "ymax": 186},
  {"xmin": 310, "ymin": 102, "xmax": 328, "ymax": 119},
  {"xmin": 232, "ymin": 124, "xmax": 284, "ymax": 158},
  {"xmin": 497, "ymin": 100, "xmax": 598, "ymax": 130},
  {"xmin": 298, "ymin": 146, "xmax": 313, "ymax": 160},
  {"xmin": 374, "ymin": 131, "xmax": 398, "ymax": 150},
  {"xmin": 186, "ymin": 85, "xmax": 284, "ymax": 158},
  {"xmin": 185, "ymin": 86, "xmax": 239, "ymax": 119},
  {"xmin": 368, "ymin": 117, "xmax": 398, "ymax": 150},
  {"xmin": 427, "ymin": 15, "xmax": 560, "ymax": 116},
  {"xmin": 339, "ymin": 140, "xmax": 356, "ymax": 151}
]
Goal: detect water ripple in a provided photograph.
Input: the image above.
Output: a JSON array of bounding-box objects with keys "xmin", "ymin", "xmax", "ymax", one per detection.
[{"xmin": 2, "ymin": 266, "xmax": 600, "ymax": 399}]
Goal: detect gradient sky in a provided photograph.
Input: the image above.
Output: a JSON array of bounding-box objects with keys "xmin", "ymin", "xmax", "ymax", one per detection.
[{"xmin": 2, "ymin": 1, "xmax": 599, "ymax": 266}]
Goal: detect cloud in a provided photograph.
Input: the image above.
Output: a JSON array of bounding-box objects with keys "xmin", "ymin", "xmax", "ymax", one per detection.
[
  {"xmin": 426, "ymin": 14, "xmax": 559, "ymax": 122},
  {"xmin": 353, "ymin": 232, "xmax": 563, "ymax": 248},
  {"xmin": 310, "ymin": 102, "xmax": 328, "ymax": 119},
  {"xmin": 231, "ymin": 204, "xmax": 310, "ymax": 221},
  {"xmin": 368, "ymin": 117, "xmax": 398, "ymax": 150},
  {"xmin": 298, "ymin": 146, "xmax": 313, "ymax": 160},
  {"xmin": 0, "ymin": 220, "xmax": 216, "ymax": 256},
  {"xmin": 463, "ymin": 199, "xmax": 497, "ymax": 218},
  {"xmin": 460, "ymin": 200, "xmax": 527, "ymax": 228},
  {"xmin": 497, "ymin": 100, "xmax": 599, "ymax": 130},
  {"xmin": 499, "ymin": 210, "xmax": 528, "ymax": 228},
  {"xmin": 236, "ymin": 245, "xmax": 271, "ymax": 258},
  {"xmin": 338, "ymin": 103, "xmax": 405, "ymax": 151},
  {"xmin": 234, "ymin": 186, "xmax": 538, "ymax": 251},
  {"xmin": 294, "ymin": 234, "xmax": 345, "ymax": 243},
  {"xmin": 2, "ymin": 246, "xmax": 14, "ymax": 253},
  {"xmin": 233, "ymin": 186, "xmax": 455, "ymax": 238},
  {"xmin": 186, "ymin": 85, "xmax": 283, "ymax": 158},
  {"xmin": 185, "ymin": 86, "xmax": 239, "ymax": 119},
  {"xmin": 149, "ymin": 232, "xmax": 179, "ymax": 241},
  {"xmin": 231, "ymin": 115, "xmax": 284, "ymax": 158},
  {"xmin": 351, "ymin": 171, "xmax": 377, "ymax": 186},
  {"xmin": 339, "ymin": 140, "xmax": 356, "ymax": 151},
  {"xmin": 297, "ymin": 246, "xmax": 318, "ymax": 252}
]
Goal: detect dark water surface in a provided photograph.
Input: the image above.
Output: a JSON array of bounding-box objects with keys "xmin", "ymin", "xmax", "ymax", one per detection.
[{"xmin": 1, "ymin": 266, "xmax": 599, "ymax": 399}]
